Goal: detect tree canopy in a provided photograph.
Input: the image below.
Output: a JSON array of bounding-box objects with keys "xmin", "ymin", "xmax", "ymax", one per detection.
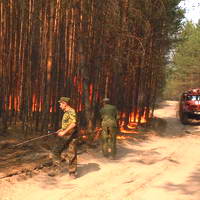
[{"xmin": 164, "ymin": 21, "xmax": 200, "ymax": 99}]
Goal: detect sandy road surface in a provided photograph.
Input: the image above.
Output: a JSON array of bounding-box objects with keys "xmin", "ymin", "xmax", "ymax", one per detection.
[{"xmin": 1, "ymin": 101, "xmax": 200, "ymax": 200}]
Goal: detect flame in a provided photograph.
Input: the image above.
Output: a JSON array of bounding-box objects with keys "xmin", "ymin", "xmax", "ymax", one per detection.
[
  {"xmin": 32, "ymin": 95, "xmax": 36, "ymax": 112},
  {"xmin": 117, "ymin": 110, "xmax": 147, "ymax": 140},
  {"xmin": 128, "ymin": 111, "xmax": 146, "ymax": 127},
  {"xmin": 78, "ymin": 103, "xmax": 82, "ymax": 112},
  {"xmin": 7, "ymin": 80, "xmax": 99, "ymax": 114},
  {"xmin": 79, "ymin": 110, "xmax": 147, "ymax": 142},
  {"xmin": 82, "ymin": 135, "xmax": 88, "ymax": 140},
  {"xmin": 89, "ymin": 84, "xmax": 93, "ymax": 102},
  {"xmin": 7, "ymin": 77, "xmax": 147, "ymax": 143},
  {"xmin": 8, "ymin": 95, "xmax": 20, "ymax": 111},
  {"xmin": 117, "ymin": 135, "xmax": 127, "ymax": 139},
  {"xmin": 117, "ymin": 135, "xmax": 136, "ymax": 140},
  {"xmin": 120, "ymin": 111, "xmax": 146, "ymax": 132}
]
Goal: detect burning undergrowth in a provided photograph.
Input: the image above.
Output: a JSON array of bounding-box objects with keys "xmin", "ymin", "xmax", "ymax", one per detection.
[{"xmin": 0, "ymin": 113, "xmax": 165, "ymax": 181}]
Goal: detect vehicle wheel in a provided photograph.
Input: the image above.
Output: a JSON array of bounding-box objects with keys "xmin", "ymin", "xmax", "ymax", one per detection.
[{"xmin": 180, "ymin": 112, "xmax": 189, "ymax": 125}]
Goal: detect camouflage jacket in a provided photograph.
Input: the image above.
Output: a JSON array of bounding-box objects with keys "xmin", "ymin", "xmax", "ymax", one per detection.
[
  {"xmin": 100, "ymin": 104, "xmax": 118, "ymax": 127},
  {"xmin": 62, "ymin": 107, "xmax": 77, "ymax": 130}
]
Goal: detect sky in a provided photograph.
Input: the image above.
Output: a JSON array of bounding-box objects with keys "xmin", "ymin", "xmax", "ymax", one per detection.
[{"xmin": 179, "ymin": 0, "xmax": 200, "ymax": 23}]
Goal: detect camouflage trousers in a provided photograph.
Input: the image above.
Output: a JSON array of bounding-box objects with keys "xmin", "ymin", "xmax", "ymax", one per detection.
[
  {"xmin": 101, "ymin": 126, "xmax": 117, "ymax": 158},
  {"xmin": 52, "ymin": 135, "xmax": 77, "ymax": 174}
]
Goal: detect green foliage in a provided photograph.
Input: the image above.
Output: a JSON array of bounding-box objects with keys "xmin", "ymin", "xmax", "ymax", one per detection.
[{"xmin": 164, "ymin": 22, "xmax": 200, "ymax": 99}]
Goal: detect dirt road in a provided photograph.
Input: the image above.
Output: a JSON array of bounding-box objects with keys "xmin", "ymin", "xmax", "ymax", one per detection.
[{"xmin": 1, "ymin": 101, "xmax": 200, "ymax": 200}]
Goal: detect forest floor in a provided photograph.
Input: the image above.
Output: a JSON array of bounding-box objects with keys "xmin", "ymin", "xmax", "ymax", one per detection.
[{"xmin": 1, "ymin": 101, "xmax": 200, "ymax": 200}]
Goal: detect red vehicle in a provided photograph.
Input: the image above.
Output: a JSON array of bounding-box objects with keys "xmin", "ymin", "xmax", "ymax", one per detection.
[{"xmin": 179, "ymin": 88, "xmax": 200, "ymax": 124}]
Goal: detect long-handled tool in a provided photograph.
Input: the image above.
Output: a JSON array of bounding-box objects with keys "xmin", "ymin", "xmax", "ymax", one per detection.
[{"xmin": 14, "ymin": 131, "xmax": 57, "ymax": 147}]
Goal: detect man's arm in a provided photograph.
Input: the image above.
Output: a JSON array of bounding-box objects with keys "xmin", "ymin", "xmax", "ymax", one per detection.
[{"xmin": 58, "ymin": 123, "xmax": 76, "ymax": 137}]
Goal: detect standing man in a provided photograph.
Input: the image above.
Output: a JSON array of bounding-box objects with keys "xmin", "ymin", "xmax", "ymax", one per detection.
[
  {"xmin": 51, "ymin": 97, "xmax": 78, "ymax": 179},
  {"xmin": 100, "ymin": 98, "xmax": 119, "ymax": 159}
]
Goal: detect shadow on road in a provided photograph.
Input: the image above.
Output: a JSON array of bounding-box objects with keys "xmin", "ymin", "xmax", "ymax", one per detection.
[
  {"xmin": 78, "ymin": 162, "xmax": 100, "ymax": 177},
  {"xmin": 161, "ymin": 164, "xmax": 200, "ymax": 196},
  {"xmin": 154, "ymin": 116, "xmax": 200, "ymax": 138}
]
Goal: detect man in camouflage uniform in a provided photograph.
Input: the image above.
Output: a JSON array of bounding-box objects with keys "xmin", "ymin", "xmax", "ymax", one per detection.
[
  {"xmin": 100, "ymin": 98, "xmax": 119, "ymax": 159},
  {"xmin": 51, "ymin": 97, "xmax": 78, "ymax": 179}
]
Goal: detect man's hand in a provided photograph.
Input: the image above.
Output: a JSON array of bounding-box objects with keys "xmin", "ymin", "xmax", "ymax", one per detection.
[
  {"xmin": 56, "ymin": 129, "xmax": 62, "ymax": 133},
  {"xmin": 57, "ymin": 131, "xmax": 67, "ymax": 137},
  {"xmin": 57, "ymin": 123, "xmax": 76, "ymax": 137}
]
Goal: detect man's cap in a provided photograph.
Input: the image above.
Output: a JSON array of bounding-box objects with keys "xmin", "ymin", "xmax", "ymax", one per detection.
[
  {"xmin": 102, "ymin": 97, "xmax": 110, "ymax": 102},
  {"xmin": 58, "ymin": 97, "xmax": 70, "ymax": 103}
]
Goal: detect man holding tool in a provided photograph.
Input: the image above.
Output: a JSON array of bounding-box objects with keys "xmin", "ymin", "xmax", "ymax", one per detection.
[{"xmin": 50, "ymin": 97, "xmax": 78, "ymax": 179}]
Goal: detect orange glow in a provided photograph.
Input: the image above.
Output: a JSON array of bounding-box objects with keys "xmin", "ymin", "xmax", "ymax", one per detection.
[
  {"xmin": 128, "ymin": 111, "xmax": 146, "ymax": 126},
  {"xmin": 8, "ymin": 95, "xmax": 20, "ymax": 111},
  {"xmin": 73, "ymin": 76, "xmax": 77, "ymax": 85},
  {"xmin": 39, "ymin": 97, "xmax": 42, "ymax": 112},
  {"xmin": 120, "ymin": 111, "xmax": 146, "ymax": 128},
  {"xmin": 89, "ymin": 84, "xmax": 93, "ymax": 102},
  {"xmin": 9, "ymin": 95, "xmax": 12, "ymax": 110},
  {"xmin": 117, "ymin": 135, "xmax": 127, "ymax": 139},
  {"xmin": 78, "ymin": 103, "xmax": 82, "ymax": 112},
  {"xmin": 15, "ymin": 96, "xmax": 20, "ymax": 111},
  {"xmin": 50, "ymin": 106, "xmax": 53, "ymax": 113},
  {"xmin": 79, "ymin": 82, "xmax": 83, "ymax": 95},
  {"xmin": 119, "ymin": 110, "xmax": 147, "ymax": 138},
  {"xmin": 82, "ymin": 135, "xmax": 87, "ymax": 140},
  {"xmin": 119, "ymin": 128, "xmax": 138, "ymax": 134},
  {"xmin": 32, "ymin": 95, "xmax": 36, "ymax": 112},
  {"xmin": 8, "ymin": 94, "xmax": 46, "ymax": 112},
  {"xmin": 117, "ymin": 135, "xmax": 135, "ymax": 140}
]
